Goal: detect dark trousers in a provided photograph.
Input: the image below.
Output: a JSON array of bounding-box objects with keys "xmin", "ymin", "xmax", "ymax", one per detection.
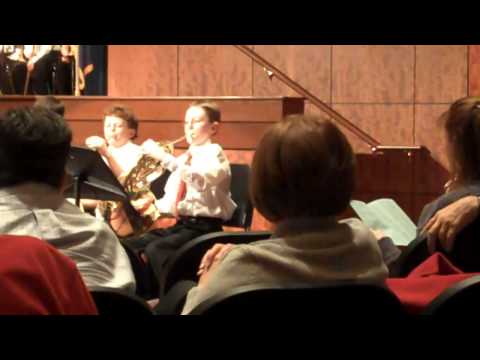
[
  {"xmin": 28, "ymin": 51, "xmax": 57, "ymax": 95},
  {"xmin": 52, "ymin": 55, "xmax": 74, "ymax": 95},
  {"xmin": 0, "ymin": 59, "xmax": 27, "ymax": 94},
  {"xmin": 126, "ymin": 216, "xmax": 222, "ymax": 297}
]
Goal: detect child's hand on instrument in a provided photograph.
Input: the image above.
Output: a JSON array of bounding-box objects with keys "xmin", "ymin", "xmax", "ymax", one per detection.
[{"xmin": 85, "ymin": 136, "xmax": 107, "ymax": 156}]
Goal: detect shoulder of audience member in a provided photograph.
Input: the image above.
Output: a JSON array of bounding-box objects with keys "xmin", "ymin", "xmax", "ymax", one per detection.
[
  {"xmin": 1, "ymin": 234, "xmax": 79, "ymax": 273},
  {"xmin": 210, "ymin": 243, "xmax": 258, "ymax": 271},
  {"xmin": 219, "ymin": 238, "xmax": 285, "ymax": 264},
  {"xmin": 62, "ymin": 200, "xmax": 120, "ymax": 237},
  {"xmin": 339, "ymin": 217, "xmax": 377, "ymax": 240}
]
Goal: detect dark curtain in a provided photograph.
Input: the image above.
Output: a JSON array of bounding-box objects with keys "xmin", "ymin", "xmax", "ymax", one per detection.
[{"xmin": 78, "ymin": 45, "xmax": 107, "ymax": 95}]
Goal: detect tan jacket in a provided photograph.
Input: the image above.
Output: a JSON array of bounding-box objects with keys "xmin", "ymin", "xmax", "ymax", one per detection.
[{"xmin": 182, "ymin": 217, "xmax": 389, "ymax": 314}]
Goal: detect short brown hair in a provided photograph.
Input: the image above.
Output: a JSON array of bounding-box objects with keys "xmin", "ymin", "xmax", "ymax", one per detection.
[
  {"xmin": 189, "ymin": 100, "xmax": 221, "ymax": 123},
  {"xmin": 250, "ymin": 115, "xmax": 355, "ymax": 222},
  {"xmin": 441, "ymin": 96, "xmax": 480, "ymax": 184},
  {"xmin": 104, "ymin": 104, "xmax": 138, "ymax": 139}
]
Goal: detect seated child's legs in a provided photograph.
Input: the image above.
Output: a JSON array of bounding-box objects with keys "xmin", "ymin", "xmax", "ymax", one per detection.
[
  {"xmin": 122, "ymin": 226, "xmax": 177, "ymax": 253},
  {"xmin": 144, "ymin": 217, "xmax": 223, "ymax": 295}
]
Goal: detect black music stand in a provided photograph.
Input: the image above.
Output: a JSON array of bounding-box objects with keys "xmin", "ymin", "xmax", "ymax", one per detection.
[{"xmin": 64, "ymin": 146, "xmax": 127, "ymax": 206}]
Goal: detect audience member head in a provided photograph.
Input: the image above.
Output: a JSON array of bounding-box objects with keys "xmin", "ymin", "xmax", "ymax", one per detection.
[
  {"xmin": 34, "ymin": 95, "xmax": 65, "ymax": 117},
  {"xmin": 103, "ymin": 104, "xmax": 138, "ymax": 147},
  {"xmin": 185, "ymin": 100, "xmax": 220, "ymax": 146},
  {"xmin": 0, "ymin": 106, "xmax": 72, "ymax": 189},
  {"xmin": 250, "ymin": 114, "xmax": 355, "ymax": 223},
  {"xmin": 441, "ymin": 96, "xmax": 480, "ymax": 186}
]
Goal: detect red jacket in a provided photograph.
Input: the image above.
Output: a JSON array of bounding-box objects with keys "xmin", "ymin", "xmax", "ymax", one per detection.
[
  {"xmin": 387, "ymin": 252, "xmax": 478, "ymax": 314},
  {"xmin": 0, "ymin": 234, "xmax": 98, "ymax": 315}
]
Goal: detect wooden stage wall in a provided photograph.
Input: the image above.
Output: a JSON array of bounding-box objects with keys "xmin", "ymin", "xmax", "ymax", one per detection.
[{"xmin": 0, "ymin": 96, "xmax": 448, "ymax": 230}]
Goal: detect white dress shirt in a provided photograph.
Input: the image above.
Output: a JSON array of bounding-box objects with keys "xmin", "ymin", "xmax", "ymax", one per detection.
[
  {"xmin": 105, "ymin": 140, "xmax": 164, "ymax": 185},
  {"xmin": 105, "ymin": 141, "xmax": 143, "ymax": 183},
  {"xmin": 0, "ymin": 182, "xmax": 136, "ymax": 293},
  {"xmin": 155, "ymin": 140, "xmax": 237, "ymax": 221}
]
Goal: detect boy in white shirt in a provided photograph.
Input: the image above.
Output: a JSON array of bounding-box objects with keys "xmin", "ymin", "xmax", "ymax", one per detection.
[
  {"xmin": 86, "ymin": 104, "xmax": 142, "ymax": 183},
  {"xmin": 85, "ymin": 105, "xmax": 148, "ymax": 236},
  {"xmin": 132, "ymin": 100, "xmax": 237, "ymax": 293}
]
